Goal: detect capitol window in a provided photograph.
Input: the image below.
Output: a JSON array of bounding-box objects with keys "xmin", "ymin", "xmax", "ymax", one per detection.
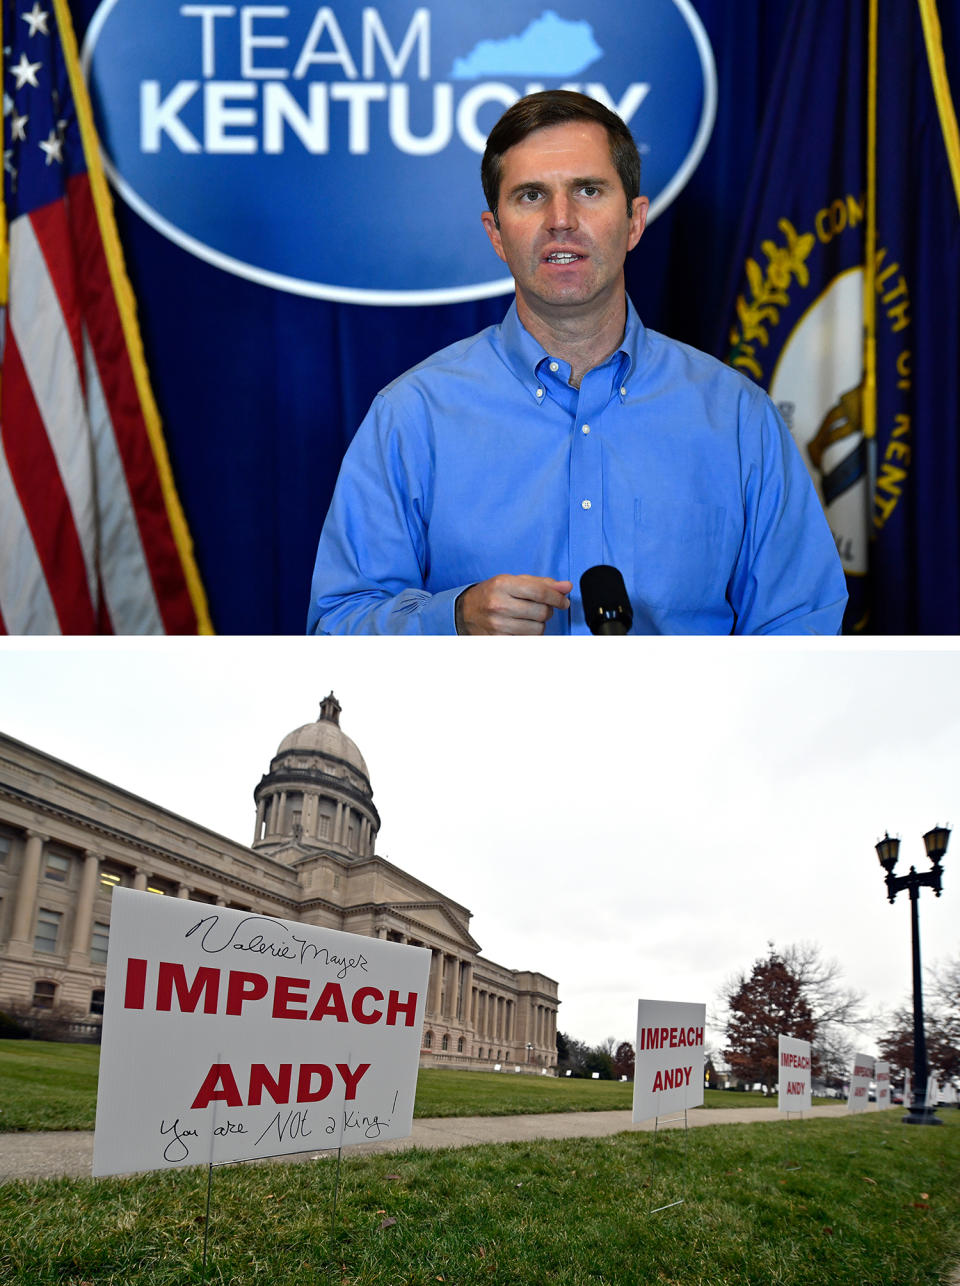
[
  {"xmin": 43, "ymin": 851, "xmax": 71, "ymax": 883},
  {"xmin": 33, "ymin": 980, "xmax": 56, "ymax": 1009},
  {"xmin": 90, "ymin": 922, "xmax": 110, "ymax": 965},
  {"xmin": 34, "ymin": 909, "xmax": 62, "ymax": 954}
]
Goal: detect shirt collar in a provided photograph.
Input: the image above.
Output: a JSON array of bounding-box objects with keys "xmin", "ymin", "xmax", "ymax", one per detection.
[{"xmin": 498, "ymin": 297, "xmax": 646, "ymax": 402}]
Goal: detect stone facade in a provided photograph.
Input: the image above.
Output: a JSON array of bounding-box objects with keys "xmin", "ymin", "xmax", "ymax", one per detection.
[{"xmin": 0, "ymin": 696, "xmax": 559, "ymax": 1071}]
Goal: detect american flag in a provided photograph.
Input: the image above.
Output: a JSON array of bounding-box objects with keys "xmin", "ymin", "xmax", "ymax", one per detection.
[{"xmin": 1, "ymin": 0, "xmax": 212, "ymax": 633}]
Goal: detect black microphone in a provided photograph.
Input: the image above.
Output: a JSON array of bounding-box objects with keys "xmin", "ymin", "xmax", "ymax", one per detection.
[{"xmin": 580, "ymin": 565, "xmax": 633, "ymax": 635}]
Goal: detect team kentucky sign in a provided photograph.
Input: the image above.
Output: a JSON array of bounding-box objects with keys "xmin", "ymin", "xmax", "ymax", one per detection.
[
  {"xmin": 81, "ymin": 1, "xmax": 716, "ymax": 304},
  {"xmin": 93, "ymin": 889, "xmax": 429, "ymax": 1177},
  {"xmin": 632, "ymin": 998, "xmax": 706, "ymax": 1122}
]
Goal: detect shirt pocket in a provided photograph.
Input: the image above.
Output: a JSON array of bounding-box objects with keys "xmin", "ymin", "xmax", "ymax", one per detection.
[{"xmin": 633, "ymin": 498, "xmax": 731, "ymax": 611}]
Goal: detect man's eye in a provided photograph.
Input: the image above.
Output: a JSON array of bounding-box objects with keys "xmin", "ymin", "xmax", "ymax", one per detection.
[
  {"xmin": 580, "ymin": 186, "xmax": 600, "ymax": 197},
  {"xmin": 519, "ymin": 190, "xmax": 543, "ymax": 203}
]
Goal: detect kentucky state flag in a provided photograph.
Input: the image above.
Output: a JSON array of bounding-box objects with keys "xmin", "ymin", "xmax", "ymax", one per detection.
[{"xmin": 723, "ymin": 0, "xmax": 960, "ymax": 633}]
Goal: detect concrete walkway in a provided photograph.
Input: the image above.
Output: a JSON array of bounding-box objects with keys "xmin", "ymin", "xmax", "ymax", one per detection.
[{"xmin": 0, "ymin": 1104, "xmax": 850, "ymax": 1182}]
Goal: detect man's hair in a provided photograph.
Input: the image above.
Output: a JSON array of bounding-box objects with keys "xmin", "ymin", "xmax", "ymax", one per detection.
[{"xmin": 481, "ymin": 90, "xmax": 642, "ymax": 226}]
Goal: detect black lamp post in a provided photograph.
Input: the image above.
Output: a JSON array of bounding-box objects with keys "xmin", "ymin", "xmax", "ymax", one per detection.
[{"xmin": 875, "ymin": 825, "xmax": 950, "ymax": 1126}]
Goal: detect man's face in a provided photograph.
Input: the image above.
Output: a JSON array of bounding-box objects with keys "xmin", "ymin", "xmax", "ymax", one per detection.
[{"xmin": 481, "ymin": 120, "xmax": 648, "ymax": 319}]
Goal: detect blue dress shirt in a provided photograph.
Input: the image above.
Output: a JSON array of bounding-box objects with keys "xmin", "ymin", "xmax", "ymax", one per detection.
[{"xmin": 308, "ymin": 300, "xmax": 847, "ymax": 635}]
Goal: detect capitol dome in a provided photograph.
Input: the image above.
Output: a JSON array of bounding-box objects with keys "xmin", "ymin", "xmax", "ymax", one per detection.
[
  {"xmin": 251, "ymin": 694, "xmax": 379, "ymax": 861},
  {"xmin": 276, "ymin": 694, "xmax": 369, "ymax": 777}
]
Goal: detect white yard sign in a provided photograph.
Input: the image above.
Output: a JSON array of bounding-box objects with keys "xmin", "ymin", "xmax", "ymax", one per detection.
[
  {"xmin": 633, "ymin": 999, "xmax": 705, "ymax": 1123},
  {"xmin": 93, "ymin": 889, "xmax": 430, "ymax": 1177},
  {"xmin": 777, "ymin": 1035, "xmax": 812, "ymax": 1113},
  {"xmin": 847, "ymin": 1052, "xmax": 874, "ymax": 1113},
  {"xmin": 874, "ymin": 1059, "xmax": 891, "ymax": 1109}
]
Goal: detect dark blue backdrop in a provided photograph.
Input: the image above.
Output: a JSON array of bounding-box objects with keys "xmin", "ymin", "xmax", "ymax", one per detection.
[{"xmin": 70, "ymin": 1, "xmax": 956, "ymax": 633}]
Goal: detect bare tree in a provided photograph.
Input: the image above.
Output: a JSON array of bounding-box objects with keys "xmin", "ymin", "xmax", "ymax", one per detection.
[
  {"xmin": 723, "ymin": 949, "xmax": 816, "ymax": 1091},
  {"xmin": 779, "ymin": 942, "xmax": 875, "ymax": 1089},
  {"xmin": 878, "ymin": 955, "xmax": 960, "ymax": 1082},
  {"xmin": 928, "ymin": 954, "xmax": 960, "ymax": 1053},
  {"xmin": 878, "ymin": 1004, "xmax": 960, "ymax": 1081},
  {"xmin": 718, "ymin": 942, "xmax": 872, "ymax": 1092}
]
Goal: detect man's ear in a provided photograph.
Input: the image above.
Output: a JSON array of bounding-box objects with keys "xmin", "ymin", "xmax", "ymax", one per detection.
[
  {"xmin": 481, "ymin": 210, "xmax": 507, "ymax": 263},
  {"xmin": 627, "ymin": 196, "xmax": 649, "ymax": 252}
]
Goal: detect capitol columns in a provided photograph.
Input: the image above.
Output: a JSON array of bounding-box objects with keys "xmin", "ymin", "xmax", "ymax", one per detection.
[
  {"xmin": 443, "ymin": 954, "xmax": 458, "ymax": 1018},
  {"xmin": 428, "ymin": 948, "xmax": 443, "ymax": 1016},
  {"xmin": 459, "ymin": 958, "xmax": 474, "ymax": 1024},
  {"xmin": 68, "ymin": 850, "xmax": 101, "ymax": 967},
  {"xmin": 7, "ymin": 829, "xmax": 49, "ymax": 958}
]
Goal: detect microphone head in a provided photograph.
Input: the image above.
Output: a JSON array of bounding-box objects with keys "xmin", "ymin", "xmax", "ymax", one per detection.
[{"xmin": 579, "ymin": 565, "xmax": 633, "ymax": 635}]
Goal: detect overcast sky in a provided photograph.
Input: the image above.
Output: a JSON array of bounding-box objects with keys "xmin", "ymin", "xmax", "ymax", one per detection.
[{"xmin": 1, "ymin": 639, "xmax": 956, "ymax": 1053}]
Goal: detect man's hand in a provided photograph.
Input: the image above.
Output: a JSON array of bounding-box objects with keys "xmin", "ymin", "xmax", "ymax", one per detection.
[{"xmin": 456, "ymin": 575, "xmax": 573, "ymax": 635}]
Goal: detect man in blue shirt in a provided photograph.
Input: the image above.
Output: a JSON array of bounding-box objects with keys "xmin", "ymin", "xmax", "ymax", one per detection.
[{"xmin": 308, "ymin": 91, "xmax": 846, "ymax": 635}]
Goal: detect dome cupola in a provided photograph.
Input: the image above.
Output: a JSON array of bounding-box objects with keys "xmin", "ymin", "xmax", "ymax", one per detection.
[{"xmin": 252, "ymin": 694, "xmax": 379, "ymax": 861}]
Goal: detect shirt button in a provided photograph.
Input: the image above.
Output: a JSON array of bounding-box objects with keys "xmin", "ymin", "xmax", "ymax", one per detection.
[
  {"xmin": 620, "ymin": 386, "xmax": 627, "ymax": 396},
  {"xmin": 581, "ymin": 424, "xmax": 591, "ymax": 434},
  {"xmin": 581, "ymin": 499, "xmax": 592, "ymax": 510},
  {"xmin": 549, "ymin": 361, "xmax": 559, "ymax": 372},
  {"xmin": 536, "ymin": 388, "xmax": 544, "ymax": 398}
]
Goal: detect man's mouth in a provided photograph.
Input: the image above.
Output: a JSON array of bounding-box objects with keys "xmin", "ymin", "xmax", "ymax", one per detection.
[{"xmin": 544, "ymin": 252, "xmax": 584, "ymax": 264}]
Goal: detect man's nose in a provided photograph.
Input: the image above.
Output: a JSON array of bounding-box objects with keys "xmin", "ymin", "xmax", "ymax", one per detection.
[{"xmin": 545, "ymin": 194, "xmax": 577, "ymax": 231}]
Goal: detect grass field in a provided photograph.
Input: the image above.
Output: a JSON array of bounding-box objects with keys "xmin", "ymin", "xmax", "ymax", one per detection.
[
  {"xmin": 2, "ymin": 1041, "xmax": 957, "ymax": 1283},
  {"xmin": 2, "ymin": 1111, "xmax": 958, "ymax": 1284},
  {"xmin": 0, "ymin": 1040, "xmax": 834, "ymax": 1131}
]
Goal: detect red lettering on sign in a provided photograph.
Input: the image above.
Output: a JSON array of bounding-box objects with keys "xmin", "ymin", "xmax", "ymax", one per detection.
[
  {"xmin": 310, "ymin": 982, "xmax": 350, "ymax": 1022},
  {"xmin": 225, "ymin": 970, "xmax": 269, "ymax": 1015},
  {"xmin": 351, "ymin": 987, "xmax": 384, "ymax": 1024},
  {"xmin": 248, "ymin": 1063, "xmax": 293, "ymax": 1106},
  {"xmin": 124, "ymin": 958, "xmax": 147, "ymax": 1009},
  {"xmin": 652, "ymin": 1065, "xmax": 692, "ymax": 1093},
  {"xmin": 121, "ymin": 960, "xmax": 420, "ymax": 1029},
  {"xmin": 386, "ymin": 990, "xmax": 418, "ymax": 1026},
  {"xmin": 297, "ymin": 1064, "xmax": 334, "ymax": 1102},
  {"xmin": 156, "ymin": 962, "xmax": 221, "ymax": 1014},
  {"xmin": 191, "ymin": 1061, "xmax": 368, "ymax": 1108},
  {"xmin": 337, "ymin": 1062, "xmax": 370, "ymax": 1100},
  {"xmin": 272, "ymin": 976, "xmax": 310, "ymax": 1020},
  {"xmin": 192, "ymin": 1063, "xmax": 243, "ymax": 1109}
]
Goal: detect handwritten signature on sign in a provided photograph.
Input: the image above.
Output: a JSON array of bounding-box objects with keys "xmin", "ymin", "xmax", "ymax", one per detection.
[{"xmin": 184, "ymin": 914, "xmax": 369, "ymax": 980}]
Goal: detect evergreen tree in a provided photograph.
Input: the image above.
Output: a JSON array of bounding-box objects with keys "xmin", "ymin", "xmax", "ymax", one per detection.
[{"xmin": 613, "ymin": 1041, "xmax": 635, "ymax": 1081}]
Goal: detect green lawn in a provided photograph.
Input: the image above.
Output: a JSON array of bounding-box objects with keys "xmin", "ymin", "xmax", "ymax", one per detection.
[
  {"xmin": 2, "ymin": 1112, "xmax": 958, "ymax": 1284},
  {"xmin": 0, "ymin": 1041, "xmax": 833, "ymax": 1131},
  {"xmin": 0, "ymin": 1041, "xmax": 101, "ymax": 1131}
]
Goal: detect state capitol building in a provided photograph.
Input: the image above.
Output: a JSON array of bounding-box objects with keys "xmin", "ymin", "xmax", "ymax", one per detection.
[{"xmin": 0, "ymin": 695, "xmax": 559, "ymax": 1071}]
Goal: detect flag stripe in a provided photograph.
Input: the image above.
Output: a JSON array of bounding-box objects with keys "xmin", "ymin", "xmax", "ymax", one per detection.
[
  {"xmin": 1, "ymin": 0, "xmax": 213, "ymax": 634},
  {"xmin": 29, "ymin": 198, "xmax": 85, "ymax": 383},
  {"xmin": 1, "ymin": 327, "xmax": 96, "ymax": 632},
  {"xmin": 68, "ymin": 174, "xmax": 189, "ymax": 632},
  {"xmin": 83, "ymin": 326, "xmax": 164, "ymax": 633},
  {"xmin": 8, "ymin": 212, "xmax": 98, "ymax": 607},
  {"xmin": 0, "ymin": 437, "xmax": 61, "ymax": 633},
  {"xmin": 52, "ymin": 0, "xmax": 213, "ymax": 633}
]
